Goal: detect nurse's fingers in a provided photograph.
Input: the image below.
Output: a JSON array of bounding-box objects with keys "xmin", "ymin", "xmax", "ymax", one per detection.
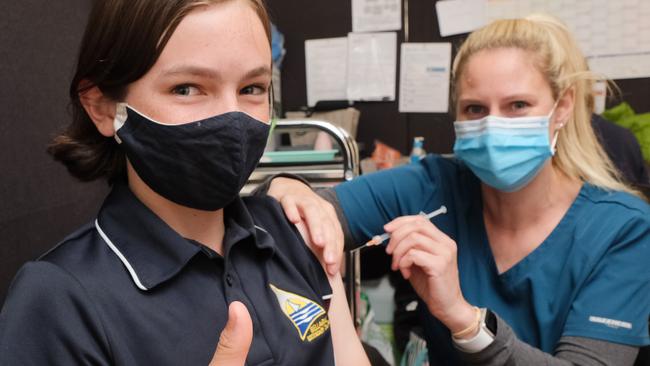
[
  {"xmin": 280, "ymin": 193, "xmax": 325, "ymax": 244},
  {"xmin": 287, "ymin": 196, "xmax": 343, "ymax": 276},
  {"xmin": 268, "ymin": 176, "xmax": 311, "ymax": 223},
  {"xmin": 384, "ymin": 213, "xmax": 443, "ymax": 232},
  {"xmin": 397, "ymin": 248, "xmax": 445, "ymax": 280},
  {"xmin": 388, "ymin": 230, "xmax": 453, "ymax": 271},
  {"xmin": 295, "ymin": 225, "xmax": 341, "ymax": 277},
  {"xmin": 209, "ymin": 301, "xmax": 253, "ymax": 366},
  {"xmin": 298, "ymin": 198, "xmax": 342, "ymax": 274},
  {"xmin": 303, "ymin": 198, "xmax": 341, "ymax": 249},
  {"xmin": 321, "ymin": 201, "xmax": 344, "ymax": 274},
  {"xmin": 384, "ymin": 215, "xmax": 452, "ymax": 255},
  {"xmin": 268, "ymin": 177, "xmax": 344, "ymax": 272},
  {"xmin": 278, "ymin": 194, "xmax": 303, "ymax": 224}
]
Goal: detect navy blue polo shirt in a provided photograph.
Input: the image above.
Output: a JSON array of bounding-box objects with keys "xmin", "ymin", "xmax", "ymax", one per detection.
[{"xmin": 0, "ymin": 183, "xmax": 334, "ymax": 365}]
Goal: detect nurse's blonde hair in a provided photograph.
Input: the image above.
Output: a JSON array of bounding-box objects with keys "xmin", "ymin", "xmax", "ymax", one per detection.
[{"xmin": 452, "ymin": 14, "xmax": 639, "ymax": 197}]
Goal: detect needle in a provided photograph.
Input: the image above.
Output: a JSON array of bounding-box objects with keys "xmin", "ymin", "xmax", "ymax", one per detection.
[{"xmin": 352, "ymin": 205, "xmax": 447, "ymax": 251}]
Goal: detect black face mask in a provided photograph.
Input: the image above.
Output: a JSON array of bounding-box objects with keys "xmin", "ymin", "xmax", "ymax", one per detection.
[{"xmin": 113, "ymin": 104, "xmax": 269, "ymax": 211}]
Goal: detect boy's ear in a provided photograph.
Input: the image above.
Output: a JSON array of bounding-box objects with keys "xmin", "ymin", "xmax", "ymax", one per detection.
[{"xmin": 78, "ymin": 81, "xmax": 117, "ymax": 137}]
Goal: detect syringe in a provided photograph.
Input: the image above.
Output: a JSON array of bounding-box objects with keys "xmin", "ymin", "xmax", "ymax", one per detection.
[{"xmin": 353, "ymin": 205, "xmax": 447, "ymax": 251}]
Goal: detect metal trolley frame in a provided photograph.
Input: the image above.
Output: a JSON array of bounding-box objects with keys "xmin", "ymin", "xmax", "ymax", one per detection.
[{"xmin": 244, "ymin": 119, "xmax": 362, "ymax": 326}]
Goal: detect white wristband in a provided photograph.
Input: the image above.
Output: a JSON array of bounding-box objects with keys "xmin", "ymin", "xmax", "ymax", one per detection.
[{"xmin": 452, "ymin": 308, "xmax": 496, "ymax": 353}]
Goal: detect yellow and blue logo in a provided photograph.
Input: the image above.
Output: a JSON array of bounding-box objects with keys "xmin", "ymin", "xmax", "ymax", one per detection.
[{"xmin": 269, "ymin": 284, "xmax": 330, "ymax": 342}]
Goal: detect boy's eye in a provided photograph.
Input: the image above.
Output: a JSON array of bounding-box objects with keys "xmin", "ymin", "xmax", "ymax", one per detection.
[
  {"xmin": 172, "ymin": 85, "xmax": 200, "ymax": 96},
  {"xmin": 240, "ymin": 84, "xmax": 267, "ymax": 95}
]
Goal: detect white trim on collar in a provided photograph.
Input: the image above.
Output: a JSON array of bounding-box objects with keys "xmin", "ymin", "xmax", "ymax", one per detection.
[
  {"xmin": 95, "ymin": 219, "xmax": 149, "ymax": 291},
  {"xmin": 254, "ymin": 225, "xmax": 269, "ymax": 233}
]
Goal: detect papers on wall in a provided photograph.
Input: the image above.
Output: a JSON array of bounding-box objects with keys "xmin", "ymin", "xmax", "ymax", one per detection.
[
  {"xmin": 487, "ymin": 0, "xmax": 650, "ymax": 79},
  {"xmin": 435, "ymin": 0, "xmax": 487, "ymax": 37},
  {"xmin": 305, "ymin": 33, "xmax": 398, "ymax": 105},
  {"xmin": 352, "ymin": 0, "xmax": 402, "ymax": 33},
  {"xmin": 588, "ymin": 53, "xmax": 650, "ymax": 81},
  {"xmin": 399, "ymin": 43, "xmax": 452, "ymax": 113},
  {"xmin": 304, "ymin": 37, "xmax": 348, "ymax": 107},
  {"xmin": 347, "ymin": 32, "xmax": 397, "ymax": 102}
]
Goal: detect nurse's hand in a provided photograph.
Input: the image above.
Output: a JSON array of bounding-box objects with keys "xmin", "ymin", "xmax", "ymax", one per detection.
[
  {"xmin": 384, "ymin": 215, "xmax": 477, "ymax": 336},
  {"xmin": 209, "ymin": 301, "xmax": 253, "ymax": 366},
  {"xmin": 268, "ymin": 177, "xmax": 343, "ymax": 276}
]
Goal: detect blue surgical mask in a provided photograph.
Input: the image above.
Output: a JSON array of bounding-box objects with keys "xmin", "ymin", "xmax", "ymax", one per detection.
[{"xmin": 452, "ymin": 105, "xmax": 560, "ymax": 192}]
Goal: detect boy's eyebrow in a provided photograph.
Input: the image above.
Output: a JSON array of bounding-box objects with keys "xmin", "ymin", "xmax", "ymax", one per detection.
[
  {"xmin": 159, "ymin": 65, "xmax": 221, "ymax": 79},
  {"xmin": 159, "ymin": 65, "xmax": 272, "ymax": 80},
  {"xmin": 242, "ymin": 65, "xmax": 272, "ymax": 79}
]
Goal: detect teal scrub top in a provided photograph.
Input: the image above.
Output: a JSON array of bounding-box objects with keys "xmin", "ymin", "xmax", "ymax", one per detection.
[{"xmin": 335, "ymin": 154, "xmax": 650, "ymax": 362}]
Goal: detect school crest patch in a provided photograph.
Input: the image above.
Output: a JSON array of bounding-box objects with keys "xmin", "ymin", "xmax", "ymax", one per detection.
[{"xmin": 269, "ymin": 284, "xmax": 330, "ymax": 342}]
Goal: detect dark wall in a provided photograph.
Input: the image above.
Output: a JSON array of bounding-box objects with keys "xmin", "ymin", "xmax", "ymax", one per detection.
[
  {"xmin": 0, "ymin": 1, "xmax": 108, "ymax": 301},
  {"xmin": 267, "ymin": 0, "xmax": 650, "ymax": 156},
  {"xmin": 1, "ymin": 0, "xmax": 649, "ymax": 303}
]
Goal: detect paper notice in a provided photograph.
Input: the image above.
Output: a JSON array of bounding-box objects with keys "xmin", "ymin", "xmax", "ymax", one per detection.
[
  {"xmin": 435, "ymin": 0, "xmax": 487, "ymax": 37},
  {"xmin": 347, "ymin": 32, "xmax": 397, "ymax": 102},
  {"xmin": 352, "ymin": 0, "xmax": 402, "ymax": 33},
  {"xmin": 304, "ymin": 37, "xmax": 349, "ymax": 107},
  {"xmin": 399, "ymin": 43, "xmax": 452, "ymax": 113}
]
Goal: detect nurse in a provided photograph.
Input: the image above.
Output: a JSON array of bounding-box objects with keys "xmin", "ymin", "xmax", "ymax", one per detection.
[
  {"xmin": 265, "ymin": 14, "xmax": 650, "ymax": 365},
  {"xmin": 0, "ymin": 0, "xmax": 367, "ymax": 365}
]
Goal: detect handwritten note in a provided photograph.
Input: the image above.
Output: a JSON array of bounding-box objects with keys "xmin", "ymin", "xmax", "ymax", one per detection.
[
  {"xmin": 304, "ymin": 37, "xmax": 348, "ymax": 107},
  {"xmin": 399, "ymin": 43, "xmax": 452, "ymax": 113},
  {"xmin": 435, "ymin": 0, "xmax": 487, "ymax": 37},
  {"xmin": 352, "ymin": 0, "xmax": 402, "ymax": 33},
  {"xmin": 347, "ymin": 32, "xmax": 397, "ymax": 102}
]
